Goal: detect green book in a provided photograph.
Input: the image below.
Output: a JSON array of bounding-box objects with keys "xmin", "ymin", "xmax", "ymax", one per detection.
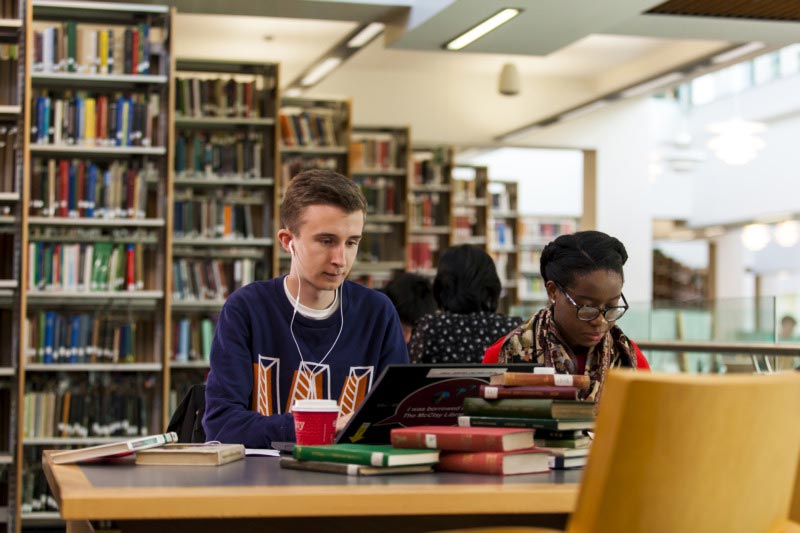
[
  {"xmin": 66, "ymin": 21, "xmax": 77, "ymax": 72},
  {"xmin": 463, "ymin": 397, "xmax": 595, "ymax": 420},
  {"xmin": 458, "ymin": 415, "xmax": 594, "ymax": 432},
  {"xmin": 293, "ymin": 444, "xmax": 439, "ymax": 467},
  {"xmin": 200, "ymin": 319, "xmax": 214, "ymax": 361}
]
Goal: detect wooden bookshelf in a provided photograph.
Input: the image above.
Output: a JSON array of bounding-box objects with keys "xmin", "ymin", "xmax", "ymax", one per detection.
[
  {"xmin": 451, "ymin": 164, "xmax": 489, "ymax": 250},
  {"xmin": 276, "ymin": 96, "xmax": 351, "ymax": 276},
  {"xmin": 349, "ymin": 125, "xmax": 410, "ymax": 289},
  {"xmin": 18, "ymin": 1, "xmax": 172, "ymax": 524},
  {"xmin": 408, "ymin": 145, "xmax": 453, "ymax": 277},
  {"xmin": 488, "ymin": 180, "xmax": 519, "ymax": 315},
  {"xmin": 517, "ymin": 215, "xmax": 579, "ymax": 304},
  {"xmin": 170, "ymin": 59, "xmax": 279, "ymax": 411}
]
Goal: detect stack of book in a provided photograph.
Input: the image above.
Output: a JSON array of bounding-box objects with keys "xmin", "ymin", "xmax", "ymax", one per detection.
[
  {"xmin": 391, "ymin": 425, "xmax": 549, "ymax": 476},
  {"xmin": 458, "ymin": 372, "xmax": 596, "ymax": 470},
  {"xmin": 280, "ymin": 443, "xmax": 439, "ymax": 477}
]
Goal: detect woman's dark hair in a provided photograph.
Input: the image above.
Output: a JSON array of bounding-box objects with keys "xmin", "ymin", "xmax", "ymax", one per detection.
[
  {"xmin": 540, "ymin": 230, "xmax": 628, "ymax": 288},
  {"xmin": 433, "ymin": 245, "xmax": 502, "ymax": 314},
  {"xmin": 384, "ymin": 273, "xmax": 437, "ymax": 327}
]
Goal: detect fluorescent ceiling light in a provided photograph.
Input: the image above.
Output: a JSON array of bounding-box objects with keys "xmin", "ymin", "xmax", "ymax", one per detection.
[
  {"xmin": 711, "ymin": 42, "xmax": 766, "ymax": 64},
  {"xmin": 559, "ymin": 100, "xmax": 609, "ymax": 122},
  {"xmin": 301, "ymin": 57, "xmax": 342, "ymax": 87},
  {"xmin": 621, "ymin": 72, "xmax": 684, "ymax": 98},
  {"xmin": 445, "ymin": 8, "xmax": 521, "ymax": 51},
  {"xmin": 347, "ymin": 22, "xmax": 385, "ymax": 48}
]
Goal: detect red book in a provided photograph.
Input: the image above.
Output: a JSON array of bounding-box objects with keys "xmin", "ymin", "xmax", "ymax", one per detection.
[
  {"xmin": 58, "ymin": 160, "xmax": 69, "ymax": 216},
  {"xmin": 76, "ymin": 161, "xmax": 85, "ymax": 217},
  {"xmin": 489, "ymin": 372, "xmax": 591, "ymax": 389},
  {"xmin": 390, "ymin": 425, "xmax": 534, "ymax": 452},
  {"xmin": 436, "ymin": 449, "xmax": 550, "ymax": 475},
  {"xmin": 479, "ymin": 385, "xmax": 580, "ymax": 401},
  {"xmin": 131, "ymin": 28, "xmax": 139, "ymax": 75},
  {"xmin": 126, "ymin": 244, "xmax": 135, "ymax": 291}
]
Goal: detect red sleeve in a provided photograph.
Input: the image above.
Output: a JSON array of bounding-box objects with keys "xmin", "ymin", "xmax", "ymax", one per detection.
[
  {"xmin": 482, "ymin": 337, "xmax": 506, "ymax": 364},
  {"xmin": 630, "ymin": 340, "xmax": 650, "ymax": 370}
]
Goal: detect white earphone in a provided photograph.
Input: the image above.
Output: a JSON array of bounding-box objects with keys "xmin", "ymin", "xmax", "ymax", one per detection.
[{"xmin": 289, "ymin": 241, "xmax": 295, "ymax": 255}]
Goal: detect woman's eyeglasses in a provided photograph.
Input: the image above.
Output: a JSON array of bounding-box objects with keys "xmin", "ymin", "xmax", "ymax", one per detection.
[{"xmin": 556, "ymin": 283, "xmax": 629, "ymax": 322}]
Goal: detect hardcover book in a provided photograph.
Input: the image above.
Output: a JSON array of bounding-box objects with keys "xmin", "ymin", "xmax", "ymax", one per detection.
[
  {"xmin": 390, "ymin": 425, "xmax": 534, "ymax": 452},
  {"xmin": 458, "ymin": 415, "xmax": 594, "ymax": 431},
  {"xmin": 548, "ymin": 455, "xmax": 588, "ymax": 469},
  {"xmin": 436, "ymin": 449, "xmax": 550, "ymax": 475},
  {"xmin": 293, "ymin": 443, "xmax": 439, "ymax": 467},
  {"xmin": 479, "ymin": 385, "xmax": 579, "ymax": 400},
  {"xmin": 463, "ymin": 397, "xmax": 595, "ymax": 420},
  {"xmin": 50, "ymin": 432, "xmax": 178, "ymax": 464},
  {"xmin": 489, "ymin": 372, "xmax": 590, "ymax": 389},
  {"xmin": 279, "ymin": 457, "xmax": 432, "ymax": 476},
  {"xmin": 135, "ymin": 443, "xmax": 245, "ymax": 466}
]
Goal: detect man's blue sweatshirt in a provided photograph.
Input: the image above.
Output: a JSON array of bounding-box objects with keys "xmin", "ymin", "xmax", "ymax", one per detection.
[{"xmin": 203, "ymin": 277, "xmax": 409, "ymax": 447}]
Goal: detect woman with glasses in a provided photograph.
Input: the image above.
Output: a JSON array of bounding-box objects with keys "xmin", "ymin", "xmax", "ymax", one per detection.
[{"xmin": 484, "ymin": 230, "xmax": 649, "ymax": 402}]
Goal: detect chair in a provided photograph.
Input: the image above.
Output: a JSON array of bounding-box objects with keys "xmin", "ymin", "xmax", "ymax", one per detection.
[
  {"xmin": 434, "ymin": 370, "xmax": 800, "ymax": 533},
  {"xmin": 167, "ymin": 383, "xmax": 207, "ymax": 443}
]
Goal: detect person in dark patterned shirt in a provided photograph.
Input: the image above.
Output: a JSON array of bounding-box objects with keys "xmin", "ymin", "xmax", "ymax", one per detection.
[{"xmin": 409, "ymin": 245, "xmax": 521, "ymax": 364}]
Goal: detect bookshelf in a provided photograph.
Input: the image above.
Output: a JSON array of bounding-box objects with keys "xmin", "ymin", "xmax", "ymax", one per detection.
[
  {"xmin": 0, "ymin": 0, "xmax": 23, "ymax": 529},
  {"xmin": 170, "ymin": 58, "xmax": 279, "ymax": 413},
  {"xmin": 349, "ymin": 125, "xmax": 410, "ymax": 288},
  {"xmin": 451, "ymin": 164, "xmax": 488, "ymax": 250},
  {"xmin": 517, "ymin": 216, "xmax": 579, "ymax": 305},
  {"xmin": 488, "ymin": 180, "xmax": 519, "ymax": 315},
  {"xmin": 408, "ymin": 145, "xmax": 453, "ymax": 278},
  {"xmin": 276, "ymin": 96, "xmax": 351, "ymax": 276},
  {"xmin": 18, "ymin": 0, "xmax": 172, "ymax": 525}
]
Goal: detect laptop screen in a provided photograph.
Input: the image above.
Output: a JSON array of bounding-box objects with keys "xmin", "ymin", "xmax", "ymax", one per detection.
[{"xmin": 335, "ymin": 363, "xmax": 539, "ymax": 445}]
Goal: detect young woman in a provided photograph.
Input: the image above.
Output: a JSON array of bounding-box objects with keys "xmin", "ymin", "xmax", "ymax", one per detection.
[
  {"xmin": 484, "ymin": 230, "xmax": 648, "ymax": 402},
  {"xmin": 409, "ymin": 244, "xmax": 521, "ymax": 364}
]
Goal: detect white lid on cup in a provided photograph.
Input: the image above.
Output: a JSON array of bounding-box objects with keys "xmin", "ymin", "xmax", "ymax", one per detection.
[{"xmin": 293, "ymin": 399, "xmax": 340, "ymax": 412}]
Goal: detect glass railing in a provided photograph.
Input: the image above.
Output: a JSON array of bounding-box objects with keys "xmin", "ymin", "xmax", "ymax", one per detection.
[{"xmin": 511, "ymin": 295, "xmax": 800, "ymax": 374}]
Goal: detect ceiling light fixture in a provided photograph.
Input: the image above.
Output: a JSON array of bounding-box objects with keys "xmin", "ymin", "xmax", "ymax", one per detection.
[
  {"xmin": 284, "ymin": 87, "xmax": 303, "ymax": 98},
  {"xmin": 773, "ymin": 220, "xmax": 800, "ymax": 248},
  {"xmin": 347, "ymin": 22, "xmax": 385, "ymax": 48},
  {"xmin": 741, "ymin": 223, "xmax": 771, "ymax": 251},
  {"xmin": 620, "ymin": 72, "xmax": 684, "ymax": 98},
  {"xmin": 445, "ymin": 8, "xmax": 521, "ymax": 51},
  {"xmin": 707, "ymin": 118, "xmax": 766, "ymax": 166},
  {"xmin": 711, "ymin": 42, "xmax": 766, "ymax": 64},
  {"xmin": 300, "ymin": 57, "xmax": 342, "ymax": 87}
]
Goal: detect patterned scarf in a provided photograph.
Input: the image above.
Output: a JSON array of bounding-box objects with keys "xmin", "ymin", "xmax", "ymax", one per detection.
[{"xmin": 498, "ymin": 304, "xmax": 636, "ymax": 403}]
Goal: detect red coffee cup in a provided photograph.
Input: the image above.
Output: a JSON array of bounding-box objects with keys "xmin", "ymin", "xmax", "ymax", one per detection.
[{"xmin": 292, "ymin": 399, "xmax": 340, "ymax": 445}]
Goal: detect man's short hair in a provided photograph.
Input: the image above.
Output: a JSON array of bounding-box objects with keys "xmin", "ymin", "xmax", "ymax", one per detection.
[{"xmin": 280, "ymin": 169, "xmax": 367, "ymax": 234}]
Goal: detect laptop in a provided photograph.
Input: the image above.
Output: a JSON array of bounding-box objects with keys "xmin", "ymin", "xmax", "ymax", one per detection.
[{"xmin": 334, "ymin": 363, "xmax": 540, "ymax": 445}]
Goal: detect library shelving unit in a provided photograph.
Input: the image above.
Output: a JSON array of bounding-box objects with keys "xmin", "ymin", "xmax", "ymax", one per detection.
[
  {"xmin": 276, "ymin": 96, "xmax": 351, "ymax": 275},
  {"xmin": 488, "ymin": 180, "xmax": 519, "ymax": 315},
  {"xmin": 517, "ymin": 216, "xmax": 579, "ymax": 305},
  {"xmin": 349, "ymin": 125, "xmax": 410, "ymax": 289},
  {"xmin": 170, "ymin": 58, "xmax": 279, "ymax": 412},
  {"xmin": 451, "ymin": 164, "xmax": 489, "ymax": 251},
  {"xmin": 408, "ymin": 145, "xmax": 453, "ymax": 278},
  {"xmin": 18, "ymin": 1, "xmax": 172, "ymax": 526},
  {"xmin": 0, "ymin": 0, "xmax": 24, "ymax": 529}
]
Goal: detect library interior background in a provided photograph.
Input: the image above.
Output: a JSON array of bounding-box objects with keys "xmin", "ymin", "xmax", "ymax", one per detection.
[{"xmin": 1, "ymin": 0, "xmax": 800, "ymax": 530}]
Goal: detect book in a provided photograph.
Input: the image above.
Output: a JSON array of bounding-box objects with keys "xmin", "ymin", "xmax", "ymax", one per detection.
[
  {"xmin": 479, "ymin": 384, "xmax": 580, "ymax": 400},
  {"xmin": 50, "ymin": 432, "xmax": 178, "ymax": 464},
  {"xmin": 489, "ymin": 372, "xmax": 591, "ymax": 388},
  {"xmin": 463, "ymin": 398, "xmax": 595, "ymax": 419},
  {"xmin": 543, "ymin": 447, "xmax": 591, "ymax": 458},
  {"xmin": 135, "ymin": 443, "xmax": 245, "ymax": 466},
  {"xmin": 436, "ymin": 449, "xmax": 550, "ymax": 475},
  {"xmin": 390, "ymin": 425, "xmax": 534, "ymax": 452},
  {"xmin": 279, "ymin": 457, "xmax": 433, "ymax": 476},
  {"xmin": 548, "ymin": 455, "xmax": 588, "ymax": 469},
  {"xmin": 458, "ymin": 415, "xmax": 594, "ymax": 431},
  {"xmin": 534, "ymin": 437, "xmax": 592, "ymax": 449},
  {"xmin": 293, "ymin": 443, "xmax": 439, "ymax": 467}
]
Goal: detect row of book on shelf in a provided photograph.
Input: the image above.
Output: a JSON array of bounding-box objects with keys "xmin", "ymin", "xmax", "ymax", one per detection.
[
  {"xmin": 172, "ymin": 258, "xmax": 256, "ymax": 302},
  {"xmin": 353, "ymin": 176, "xmax": 398, "ymax": 215},
  {"xmin": 28, "ymin": 241, "xmax": 147, "ymax": 293},
  {"xmin": 172, "ymin": 316, "xmax": 215, "ymax": 363},
  {"xmin": 0, "ymin": 43, "xmax": 20, "ymax": 106},
  {"xmin": 279, "ymin": 107, "xmax": 340, "ymax": 148},
  {"xmin": 31, "ymin": 92, "xmax": 161, "ymax": 147},
  {"xmin": 32, "ymin": 22, "xmax": 155, "ymax": 75},
  {"xmin": 173, "ymin": 198, "xmax": 266, "ymax": 239},
  {"xmin": 25, "ymin": 312, "xmax": 143, "ymax": 364},
  {"xmin": 175, "ymin": 76, "xmax": 266, "ymax": 119},
  {"xmin": 0, "ymin": 126, "xmax": 17, "ymax": 195},
  {"xmin": 412, "ymin": 150, "xmax": 447, "ymax": 186},
  {"xmin": 175, "ymin": 131, "xmax": 268, "ymax": 178},
  {"xmin": 280, "ymin": 156, "xmax": 339, "ymax": 190},
  {"xmin": 409, "ymin": 192, "xmax": 446, "ymax": 227},
  {"xmin": 408, "ymin": 237, "xmax": 439, "ymax": 271},
  {"xmin": 350, "ymin": 133, "xmax": 401, "ymax": 171},
  {"xmin": 30, "ymin": 159, "xmax": 153, "ymax": 219},
  {"xmin": 283, "ymin": 371, "xmax": 595, "ymax": 475}
]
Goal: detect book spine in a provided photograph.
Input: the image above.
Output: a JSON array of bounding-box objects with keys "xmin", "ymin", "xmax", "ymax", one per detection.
[
  {"xmin": 293, "ymin": 446, "xmax": 386, "ymax": 467},
  {"xmin": 435, "ymin": 451, "xmax": 505, "ymax": 475},
  {"xmin": 493, "ymin": 373, "xmax": 591, "ymax": 389},
  {"xmin": 391, "ymin": 431, "xmax": 506, "ymax": 452},
  {"xmin": 463, "ymin": 398, "xmax": 556, "ymax": 419},
  {"xmin": 480, "ymin": 385, "xmax": 579, "ymax": 400},
  {"xmin": 458, "ymin": 415, "xmax": 579, "ymax": 431}
]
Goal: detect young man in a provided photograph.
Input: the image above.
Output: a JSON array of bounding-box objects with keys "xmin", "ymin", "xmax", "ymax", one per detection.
[{"xmin": 203, "ymin": 169, "xmax": 409, "ymax": 448}]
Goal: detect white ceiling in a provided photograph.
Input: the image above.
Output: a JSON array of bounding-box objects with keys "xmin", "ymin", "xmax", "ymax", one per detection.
[{"xmin": 169, "ymin": 0, "xmax": 800, "ymax": 144}]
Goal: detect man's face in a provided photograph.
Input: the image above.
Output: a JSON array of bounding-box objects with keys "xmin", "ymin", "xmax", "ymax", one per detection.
[{"xmin": 287, "ymin": 204, "xmax": 364, "ymax": 294}]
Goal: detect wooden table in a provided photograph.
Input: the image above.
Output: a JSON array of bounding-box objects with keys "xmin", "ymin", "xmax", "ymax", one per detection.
[{"xmin": 43, "ymin": 451, "xmax": 580, "ymax": 533}]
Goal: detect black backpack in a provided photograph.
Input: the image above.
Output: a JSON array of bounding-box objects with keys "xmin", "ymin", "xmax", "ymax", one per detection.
[{"xmin": 167, "ymin": 383, "xmax": 207, "ymax": 443}]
